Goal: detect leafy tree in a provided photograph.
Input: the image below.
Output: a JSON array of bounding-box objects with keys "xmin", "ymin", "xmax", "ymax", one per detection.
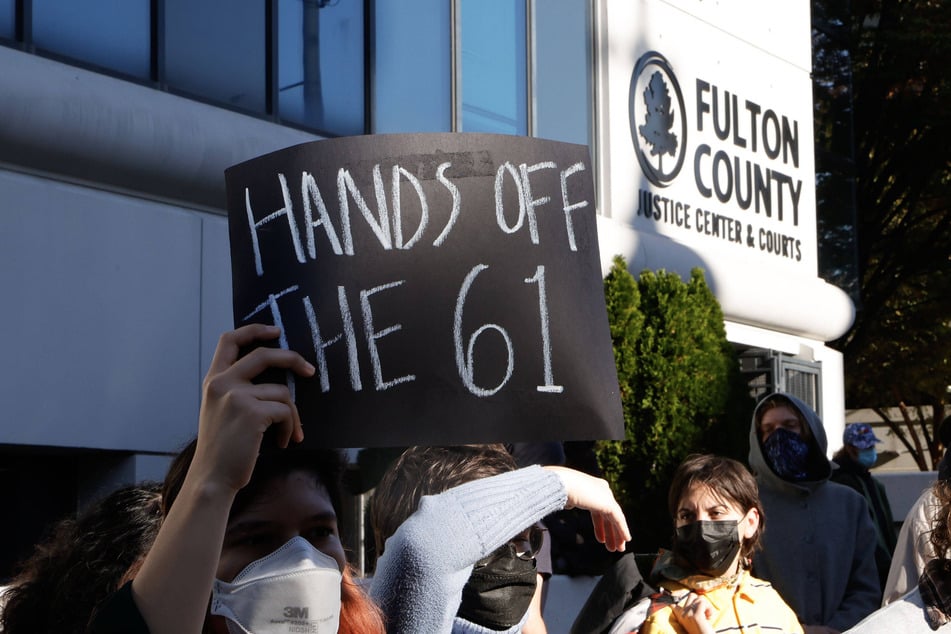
[
  {"xmin": 596, "ymin": 257, "xmax": 753, "ymax": 551},
  {"xmin": 814, "ymin": 0, "xmax": 951, "ymax": 469}
]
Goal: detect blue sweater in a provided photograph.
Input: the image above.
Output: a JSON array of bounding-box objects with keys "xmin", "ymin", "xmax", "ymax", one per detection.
[{"xmin": 369, "ymin": 466, "xmax": 568, "ymax": 634}]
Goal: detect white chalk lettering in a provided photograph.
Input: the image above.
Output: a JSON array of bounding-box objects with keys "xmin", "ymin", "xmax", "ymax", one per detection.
[
  {"xmin": 560, "ymin": 162, "xmax": 588, "ymax": 252},
  {"xmin": 518, "ymin": 161, "xmax": 557, "ymax": 245},
  {"xmin": 494, "ymin": 162, "xmax": 528, "ymax": 237},
  {"xmin": 524, "ymin": 265, "xmax": 562, "ymax": 393},
  {"xmin": 246, "ymin": 177, "xmax": 306, "ymax": 277},
  {"xmin": 337, "ymin": 165, "xmax": 392, "ymax": 253},
  {"xmin": 454, "ymin": 264, "xmax": 515, "ymax": 397},
  {"xmin": 301, "ymin": 171, "xmax": 345, "ymax": 258},
  {"xmin": 242, "ymin": 285, "xmax": 301, "ymax": 400},
  {"xmin": 432, "ymin": 162, "xmax": 460, "ymax": 247},
  {"xmin": 301, "ymin": 287, "xmax": 363, "ymax": 392},
  {"xmin": 391, "ymin": 166, "xmax": 429, "ymax": 250},
  {"xmin": 360, "ymin": 280, "xmax": 415, "ymax": 390}
]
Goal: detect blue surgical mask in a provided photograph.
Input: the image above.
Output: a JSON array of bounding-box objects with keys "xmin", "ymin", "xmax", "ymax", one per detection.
[
  {"xmin": 857, "ymin": 447, "xmax": 878, "ymax": 468},
  {"xmin": 763, "ymin": 427, "xmax": 811, "ymax": 481}
]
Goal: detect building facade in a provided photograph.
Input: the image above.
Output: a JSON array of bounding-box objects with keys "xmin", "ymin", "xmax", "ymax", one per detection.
[{"xmin": 0, "ymin": 0, "xmax": 853, "ymax": 577}]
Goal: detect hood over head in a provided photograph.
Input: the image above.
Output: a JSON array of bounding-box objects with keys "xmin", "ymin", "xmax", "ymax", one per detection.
[{"xmin": 748, "ymin": 393, "xmax": 832, "ymax": 489}]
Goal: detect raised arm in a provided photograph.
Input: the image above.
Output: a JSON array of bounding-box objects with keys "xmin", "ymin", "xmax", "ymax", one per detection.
[
  {"xmin": 371, "ymin": 465, "xmax": 630, "ymax": 633},
  {"xmin": 130, "ymin": 325, "xmax": 314, "ymax": 634}
]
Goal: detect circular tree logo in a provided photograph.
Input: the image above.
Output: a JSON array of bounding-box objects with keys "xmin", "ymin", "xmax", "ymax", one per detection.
[{"xmin": 629, "ymin": 51, "xmax": 687, "ymax": 187}]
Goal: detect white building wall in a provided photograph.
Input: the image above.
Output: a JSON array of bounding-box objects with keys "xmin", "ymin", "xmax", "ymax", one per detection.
[
  {"xmin": 0, "ymin": 168, "xmax": 203, "ymax": 452},
  {"xmin": 0, "ymin": 46, "xmax": 320, "ymax": 457},
  {"xmin": 593, "ymin": 0, "xmax": 854, "ymax": 434}
]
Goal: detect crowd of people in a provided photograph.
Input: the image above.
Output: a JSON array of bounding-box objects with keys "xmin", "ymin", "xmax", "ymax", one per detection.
[{"xmin": 1, "ymin": 324, "xmax": 949, "ymax": 633}]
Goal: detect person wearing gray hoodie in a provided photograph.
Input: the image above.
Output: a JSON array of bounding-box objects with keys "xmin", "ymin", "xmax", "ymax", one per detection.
[{"xmin": 748, "ymin": 393, "xmax": 881, "ymax": 634}]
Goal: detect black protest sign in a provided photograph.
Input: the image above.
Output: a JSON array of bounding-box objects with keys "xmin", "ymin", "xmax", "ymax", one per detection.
[{"xmin": 225, "ymin": 133, "xmax": 623, "ymax": 447}]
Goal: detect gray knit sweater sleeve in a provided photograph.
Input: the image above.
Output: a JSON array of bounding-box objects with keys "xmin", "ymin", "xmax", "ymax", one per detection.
[{"xmin": 369, "ymin": 465, "xmax": 567, "ymax": 634}]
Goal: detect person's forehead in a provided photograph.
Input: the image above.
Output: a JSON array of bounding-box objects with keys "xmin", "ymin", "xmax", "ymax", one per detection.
[
  {"xmin": 680, "ymin": 483, "xmax": 733, "ymax": 508},
  {"xmin": 761, "ymin": 405, "xmax": 800, "ymax": 424},
  {"xmin": 234, "ymin": 471, "xmax": 336, "ymax": 520}
]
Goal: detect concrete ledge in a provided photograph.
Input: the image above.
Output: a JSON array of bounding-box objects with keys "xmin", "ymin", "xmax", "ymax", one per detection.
[{"xmin": 0, "ymin": 47, "xmax": 321, "ymax": 210}]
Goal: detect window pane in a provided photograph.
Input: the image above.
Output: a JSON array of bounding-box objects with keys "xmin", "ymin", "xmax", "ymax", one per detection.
[
  {"xmin": 461, "ymin": 0, "xmax": 527, "ymax": 135},
  {"xmin": 165, "ymin": 0, "xmax": 265, "ymax": 113},
  {"xmin": 372, "ymin": 0, "xmax": 450, "ymax": 133},
  {"xmin": 279, "ymin": 0, "xmax": 365, "ymax": 136},
  {"xmin": 533, "ymin": 0, "xmax": 591, "ymax": 146},
  {"xmin": 32, "ymin": 0, "xmax": 150, "ymax": 78},
  {"xmin": 0, "ymin": 0, "xmax": 14, "ymax": 41}
]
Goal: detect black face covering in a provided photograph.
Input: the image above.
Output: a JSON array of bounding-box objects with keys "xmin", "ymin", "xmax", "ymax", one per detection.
[
  {"xmin": 672, "ymin": 520, "xmax": 741, "ymax": 577},
  {"xmin": 457, "ymin": 543, "xmax": 538, "ymax": 630}
]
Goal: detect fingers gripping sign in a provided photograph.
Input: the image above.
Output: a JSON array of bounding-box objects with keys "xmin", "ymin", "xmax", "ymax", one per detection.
[{"xmin": 192, "ymin": 324, "xmax": 316, "ymax": 495}]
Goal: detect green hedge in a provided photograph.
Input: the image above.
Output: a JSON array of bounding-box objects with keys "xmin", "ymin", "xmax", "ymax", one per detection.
[{"xmin": 596, "ymin": 256, "xmax": 753, "ymax": 552}]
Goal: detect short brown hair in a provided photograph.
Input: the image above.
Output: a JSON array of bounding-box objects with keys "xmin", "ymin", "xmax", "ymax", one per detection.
[
  {"xmin": 667, "ymin": 454, "xmax": 765, "ymax": 560},
  {"xmin": 370, "ymin": 445, "xmax": 516, "ymax": 555},
  {"xmin": 754, "ymin": 393, "xmax": 812, "ymax": 442}
]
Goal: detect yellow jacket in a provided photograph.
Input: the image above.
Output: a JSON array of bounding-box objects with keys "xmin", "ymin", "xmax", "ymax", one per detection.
[{"xmin": 639, "ymin": 569, "xmax": 804, "ymax": 634}]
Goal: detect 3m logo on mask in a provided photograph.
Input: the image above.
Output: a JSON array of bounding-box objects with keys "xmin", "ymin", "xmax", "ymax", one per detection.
[
  {"xmin": 211, "ymin": 537, "xmax": 342, "ymax": 634},
  {"xmin": 284, "ymin": 606, "xmax": 309, "ymax": 620}
]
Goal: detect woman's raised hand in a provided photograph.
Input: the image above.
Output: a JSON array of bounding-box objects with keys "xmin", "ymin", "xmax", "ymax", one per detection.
[{"xmin": 192, "ymin": 324, "xmax": 316, "ymax": 494}]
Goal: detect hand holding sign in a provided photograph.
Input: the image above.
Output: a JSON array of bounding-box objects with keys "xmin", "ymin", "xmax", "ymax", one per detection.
[
  {"xmin": 193, "ymin": 324, "xmax": 315, "ymax": 493},
  {"xmin": 225, "ymin": 133, "xmax": 623, "ymax": 447}
]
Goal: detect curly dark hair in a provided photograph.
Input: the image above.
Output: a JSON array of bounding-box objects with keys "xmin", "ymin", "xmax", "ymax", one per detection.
[
  {"xmin": 0, "ymin": 483, "xmax": 163, "ymax": 634},
  {"xmin": 930, "ymin": 479, "xmax": 951, "ymax": 561}
]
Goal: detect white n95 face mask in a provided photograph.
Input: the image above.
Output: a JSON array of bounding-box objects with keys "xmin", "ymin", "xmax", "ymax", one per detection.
[{"xmin": 210, "ymin": 536, "xmax": 342, "ymax": 634}]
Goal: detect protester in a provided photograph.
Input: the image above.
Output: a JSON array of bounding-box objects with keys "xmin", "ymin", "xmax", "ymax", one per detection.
[
  {"xmin": 882, "ymin": 415, "xmax": 951, "ymax": 605},
  {"xmin": 88, "ymin": 325, "xmax": 629, "ymax": 634},
  {"xmin": 883, "ymin": 486, "xmax": 943, "ymax": 606},
  {"xmin": 0, "ymin": 483, "xmax": 162, "ymax": 634},
  {"xmin": 748, "ymin": 393, "xmax": 880, "ymax": 633},
  {"xmin": 830, "ymin": 422, "xmax": 897, "ymax": 593},
  {"xmin": 368, "ymin": 444, "xmax": 631, "ymax": 633},
  {"xmin": 630, "ymin": 453, "xmax": 804, "ymax": 634},
  {"xmin": 845, "ymin": 478, "xmax": 951, "ymax": 632},
  {"xmin": 88, "ymin": 324, "xmax": 385, "ymax": 634},
  {"xmin": 507, "ymin": 442, "xmax": 566, "ymax": 634}
]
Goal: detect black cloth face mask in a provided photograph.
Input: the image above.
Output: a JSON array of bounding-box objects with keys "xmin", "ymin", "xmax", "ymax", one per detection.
[
  {"xmin": 456, "ymin": 542, "xmax": 538, "ymax": 630},
  {"xmin": 672, "ymin": 519, "xmax": 741, "ymax": 577}
]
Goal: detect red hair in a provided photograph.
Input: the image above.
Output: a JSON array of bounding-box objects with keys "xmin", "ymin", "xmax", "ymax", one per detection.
[{"xmin": 339, "ymin": 567, "xmax": 386, "ymax": 634}]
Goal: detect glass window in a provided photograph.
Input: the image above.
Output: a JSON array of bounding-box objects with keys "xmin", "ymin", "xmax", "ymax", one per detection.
[
  {"xmin": 279, "ymin": 0, "xmax": 365, "ymax": 136},
  {"xmin": 372, "ymin": 0, "xmax": 451, "ymax": 133},
  {"xmin": 0, "ymin": 0, "xmax": 14, "ymax": 41},
  {"xmin": 164, "ymin": 0, "xmax": 266, "ymax": 113},
  {"xmin": 460, "ymin": 0, "xmax": 527, "ymax": 135},
  {"xmin": 32, "ymin": 0, "xmax": 150, "ymax": 78},
  {"xmin": 533, "ymin": 0, "xmax": 592, "ymax": 147}
]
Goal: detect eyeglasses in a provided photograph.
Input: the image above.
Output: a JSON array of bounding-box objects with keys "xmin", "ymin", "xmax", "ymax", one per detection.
[
  {"xmin": 509, "ymin": 524, "xmax": 545, "ymax": 560},
  {"xmin": 472, "ymin": 525, "xmax": 545, "ymax": 570}
]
